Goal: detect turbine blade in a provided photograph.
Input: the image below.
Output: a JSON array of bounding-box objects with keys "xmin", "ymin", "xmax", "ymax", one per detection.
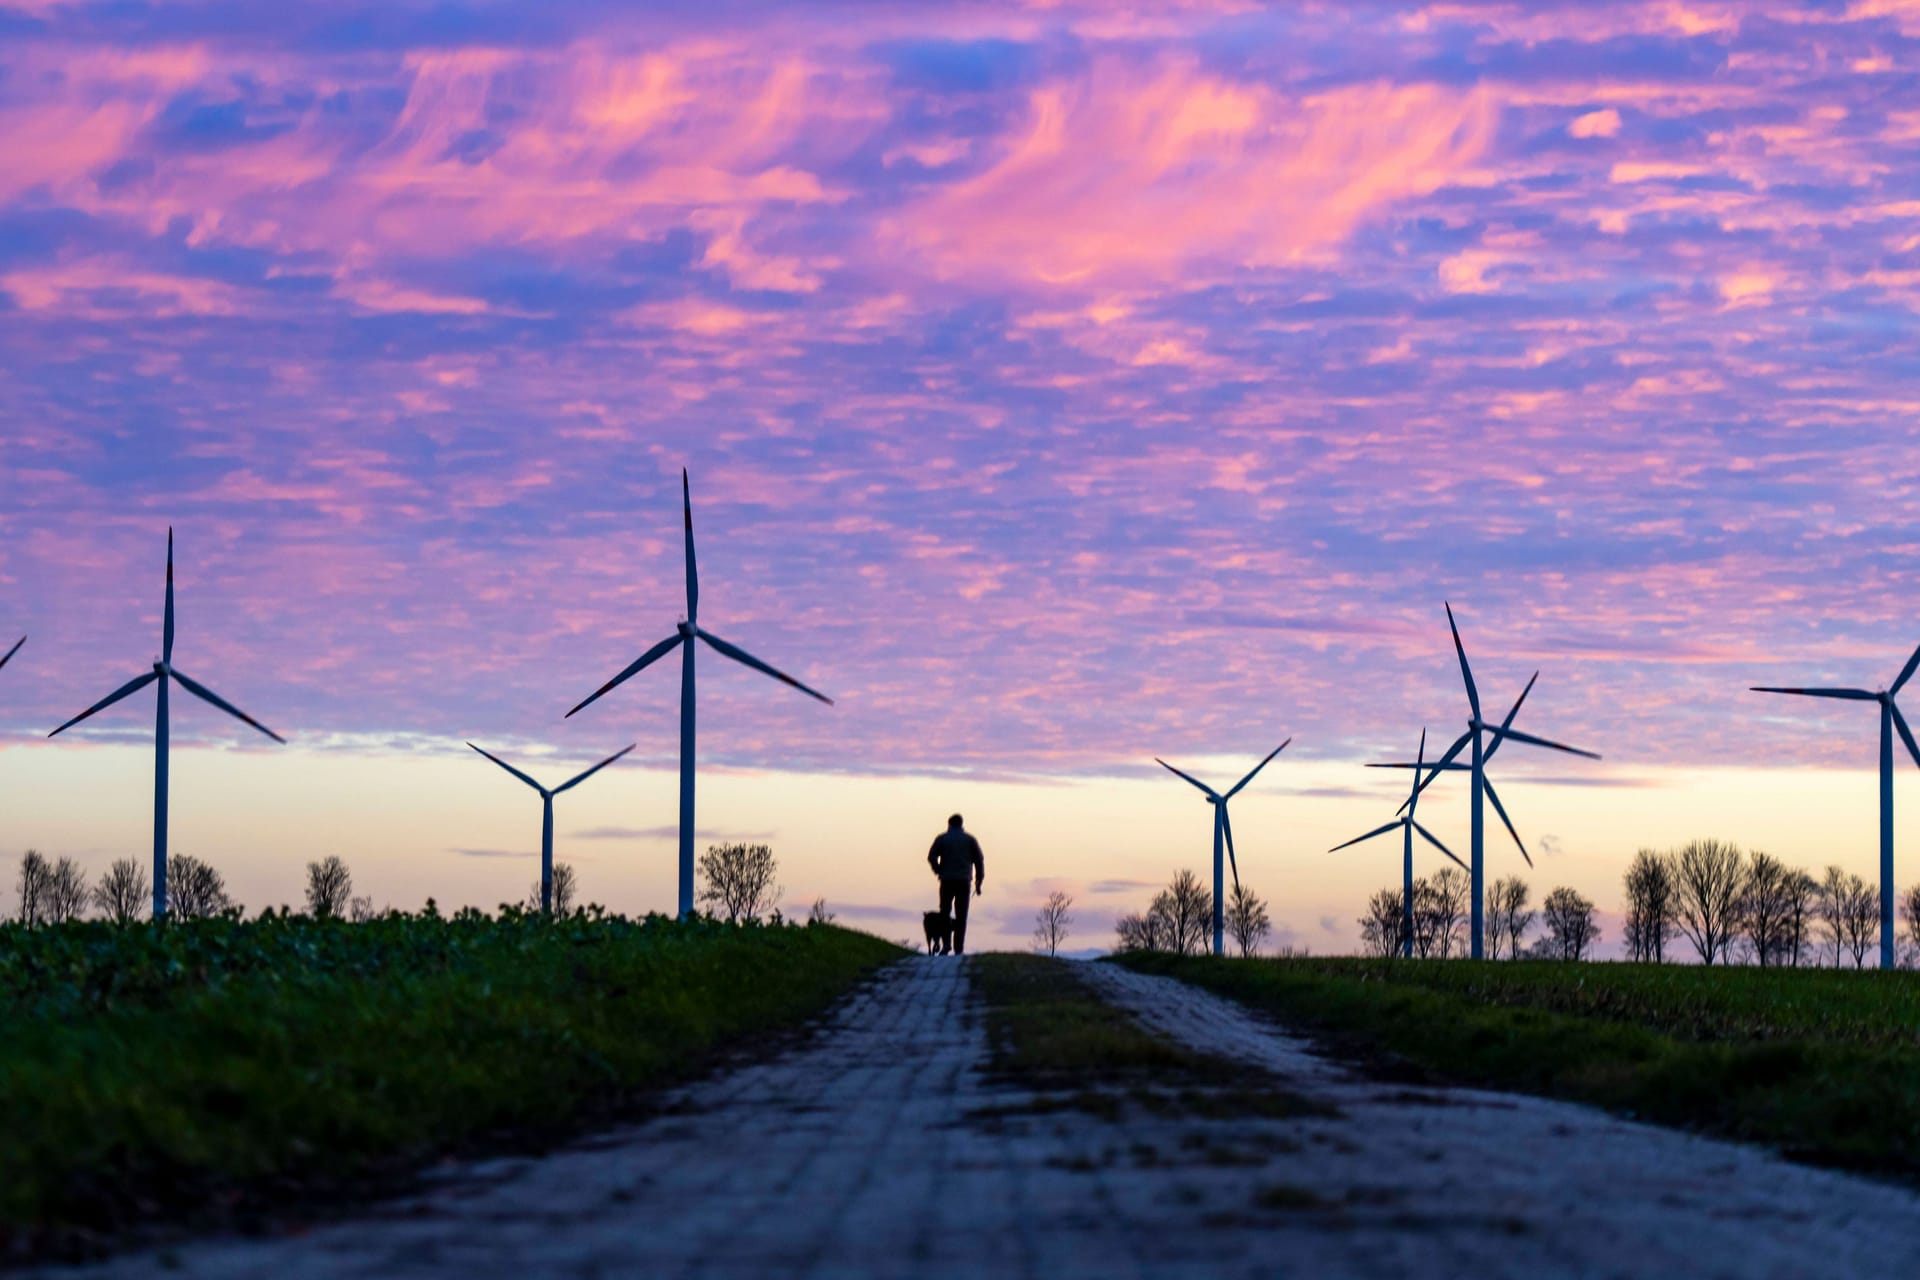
[
  {"xmin": 1408, "ymin": 727, "xmax": 1427, "ymax": 817},
  {"xmin": 1483, "ymin": 671, "xmax": 1538, "ymax": 765},
  {"xmin": 1225, "ymin": 738, "xmax": 1290, "ymax": 799},
  {"xmin": 1895, "ymin": 642, "xmax": 1920, "ymax": 697},
  {"xmin": 163, "ymin": 527, "xmax": 175, "ymax": 665},
  {"xmin": 48, "ymin": 669, "xmax": 159, "ymax": 737},
  {"xmin": 695, "ymin": 627, "xmax": 833, "ymax": 704},
  {"xmin": 1155, "ymin": 757, "xmax": 1219, "ymax": 799},
  {"xmin": 683, "ymin": 469, "xmax": 698, "ymax": 625},
  {"xmin": 1412, "ymin": 820, "xmax": 1469, "ymax": 872},
  {"xmin": 1446, "ymin": 601, "xmax": 1480, "ymax": 719},
  {"xmin": 168, "ymin": 667, "xmax": 286, "ymax": 743},
  {"xmin": 1750, "ymin": 686, "xmax": 1879, "ymax": 701},
  {"xmin": 1393, "ymin": 729, "xmax": 1471, "ymax": 814},
  {"xmin": 554, "ymin": 743, "xmax": 637, "ymax": 794},
  {"xmin": 468, "ymin": 741, "xmax": 544, "ymax": 793},
  {"xmin": 1894, "ymin": 704, "xmax": 1920, "ymax": 773},
  {"xmin": 1485, "ymin": 723, "xmax": 1600, "ymax": 760},
  {"xmin": 1482, "ymin": 776, "xmax": 1530, "ymax": 868},
  {"xmin": 566, "ymin": 632, "xmax": 685, "ymax": 718},
  {"xmin": 0, "ymin": 635, "xmax": 22, "ymax": 671},
  {"xmin": 1368, "ymin": 762, "xmax": 1470, "ymax": 770},
  {"xmin": 1328, "ymin": 818, "xmax": 1402, "ymax": 853},
  {"xmin": 1222, "ymin": 805, "xmax": 1240, "ymax": 894}
]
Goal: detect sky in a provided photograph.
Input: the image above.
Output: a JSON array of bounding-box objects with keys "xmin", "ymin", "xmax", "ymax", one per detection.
[{"xmin": 3, "ymin": 0, "xmax": 1920, "ymax": 953}]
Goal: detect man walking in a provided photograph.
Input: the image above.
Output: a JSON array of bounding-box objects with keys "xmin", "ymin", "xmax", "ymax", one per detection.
[{"xmin": 927, "ymin": 813, "xmax": 985, "ymax": 955}]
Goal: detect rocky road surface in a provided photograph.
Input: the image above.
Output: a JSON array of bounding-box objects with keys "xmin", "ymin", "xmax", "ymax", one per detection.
[{"xmin": 39, "ymin": 956, "xmax": 1920, "ymax": 1279}]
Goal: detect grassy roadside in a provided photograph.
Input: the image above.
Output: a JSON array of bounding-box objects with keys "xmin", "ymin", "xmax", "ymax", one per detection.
[
  {"xmin": 0, "ymin": 910, "xmax": 903, "ymax": 1254},
  {"xmin": 969, "ymin": 954, "xmax": 1329, "ymax": 1121},
  {"xmin": 1114, "ymin": 953, "xmax": 1920, "ymax": 1179}
]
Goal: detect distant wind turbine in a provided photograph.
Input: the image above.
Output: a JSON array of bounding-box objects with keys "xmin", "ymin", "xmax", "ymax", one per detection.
[
  {"xmin": 1752, "ymin": 639, "xmax": 1920, "ymax": 970},
  {"xmin": 1331, "ymin": 729, "xmax": 1465, "ymax": 957},
  {"xmin": 1373, "ymin": 604, "xmax": 1599, "ymax": 959},
  {"xmin": 48, "ymin": 530, "xmax": 285, "ymax": 918},
  {"xmin": 566, "ymin": 470, "xmax": 832, "ymax": 917},
  {"xmin": 1155, "ymin": 740, "xmax": 1289, "ymax": 956},
  {"xmin": 468, "ymin": 742, "xmax": 634, "ymax": 913}
]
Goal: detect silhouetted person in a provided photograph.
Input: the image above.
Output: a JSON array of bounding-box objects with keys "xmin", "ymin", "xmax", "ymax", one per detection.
[{"xmin": 927, "ymin": 813, "xmax": 985, "ymax": 954}]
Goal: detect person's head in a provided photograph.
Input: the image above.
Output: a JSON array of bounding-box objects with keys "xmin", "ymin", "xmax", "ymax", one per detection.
[{"xmin": 948, "ymin": 813, "xmax": 963, "ymax": 829}]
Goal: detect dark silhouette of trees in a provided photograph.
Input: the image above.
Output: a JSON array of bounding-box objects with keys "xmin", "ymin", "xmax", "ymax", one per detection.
[
  {"xmin": 1671, "ymin": 838, "xmax": 1745, "ymax": 965},
  {"xmin": 808, "ymin": 897, "xmax": 836, "ymax": 925},
  {"xmin": 1032, "ymin": 890, "xmax": 1073, "ymax": 956},
  {"xmin": 1359, "ymin": 887, "xmax": 1405, "ymax": 958},
  {"xmin": 1738, "ymin": 851, "xmax": 1800, "ymax": 967},
  {"xmin": 1225, "ymin": 882, "xmax": 1271, "ymax": 957},
  {"xmin": 91, "ymin": 857, "xmax": 149, "ymax": 924},
  {"xmin": 15, "ymin": 849, "xmax": 50, "ymax": 925},
  {"xmin": 42, "ymin": 855, "xmax": 89, "ymax": 924},
  {"xmin": 1782, "ymin": 868, "xmax": 1817, "ymax": 967},
  {"xmin": 697, "ymin": 842, "xmax": 780, "ymax": 922},
  {"xmin": 1485, "ymin": 876, "xmax": 1532, "ymax": 960},
  {"xmin": 1419, "ymin": 866, "xmax": 1469, "ymax": 958},
  {"xmin": 304, "ymin": 855, "xmax": 352, "ymax": 919},
  {"xmin": 1903, "ymin": 882, "xmax": 1920, "ymax": 968},
  {"xmin": 1815, "ymin": 865, "xmax": 1877, "ymax": 968},
  {"xmin": 1113, "ymin": 870, "xmax": 1211, "ymax": 955},
  {"xmin": 1621, "ymin": 847, "xmax": 1674, "ymax": 963},
  {"xmin": 168, "ymin": 855, "xmax": 234, "ymax": 919},
  {"xmin": 1540, "ymin": 886, "xmax": 1599, "ymax": 961}
]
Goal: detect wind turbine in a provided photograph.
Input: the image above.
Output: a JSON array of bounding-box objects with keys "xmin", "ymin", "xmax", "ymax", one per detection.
[
  {"xmin": 468, "ymin": 742, "xmax": 635, "ymax": 913},
  {"xmin": 1752, "ymin": 638, "xmax": 1920, "ymax": 970},
  {"xmin": 1, "ymin": 635, "xmax": 22, "ymax": 673},
  {"xmin": 566, "ymin": 470, "xmax": 832, "ymax": 917},
  {"xmin": 48, "ymin": 530, "xmax": 285, "ymax": 918},
  {"xmin": 1374, "ymin": 604, "xmax": 1599, "ymax": 959},
  {"xmin": 1331, "ymin": 729, "xmax": 1465, "ymax": 957},
  {"xmin": 1155, "ymin": 740, "xmax": 1289, "ymax": 956}
]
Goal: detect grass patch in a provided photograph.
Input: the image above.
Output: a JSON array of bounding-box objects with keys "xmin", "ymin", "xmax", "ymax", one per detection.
[
  {"xmin": 969, "ymin": 954, "xmax": 1329, "ymax": 1123},
  {"xmin": 1114, "ymin": 953, "xmax": 1920, "ymax": 1180},
  {"xmin": 0, "ymin": 909, "xmax": 902, "ymax": 1254}
]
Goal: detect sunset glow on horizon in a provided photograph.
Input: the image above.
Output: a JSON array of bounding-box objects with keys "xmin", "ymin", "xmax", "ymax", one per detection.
[{"xmin": 4, "ymin": 0, "xmax": 1920, "ymax": 952}]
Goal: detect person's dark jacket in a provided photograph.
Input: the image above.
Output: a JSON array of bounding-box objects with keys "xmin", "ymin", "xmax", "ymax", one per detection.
[{"xmin": 928, "ymin": 828, "xmax": 984, "ymax": 885}]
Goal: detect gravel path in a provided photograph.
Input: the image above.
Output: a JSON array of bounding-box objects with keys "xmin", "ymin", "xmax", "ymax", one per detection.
[{"xmin": 35, "ymin": 957, "xmax": 1920, "ymax": 1279}]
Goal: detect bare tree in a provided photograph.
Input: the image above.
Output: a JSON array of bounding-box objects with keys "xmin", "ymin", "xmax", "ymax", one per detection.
[
  {"xmin": 1164, "ymin": 869, "xmax": 1212, "ymax": 956},
  {"xmin": 1621, "ymin": 848, "xmax": 1674, "ymax": 963},
  {"xmin": 1225, "ymin": 882, "xmax": 1271, "ymax": 957},
  {"xmin": 1114, "ymin": 909, "xmax": 1156, "ymax": 951},
  {"xmin": 1032, "ymin": 890, "xmax": 1073, "ymax": 956},
  {"xmin": 552, "ymin": 863, "xmax": 578, "ymax": 915},
  {"xmin": 15, "ymin": 849, "xmax": 51, "ymax": 925},
  {"xmin": 168, "ymin": 854, "xmax": 235, "ymax": 919},
  {"xmin": 1838, "ymin": 870, "xmax": 1878, "ymax": 968},
  {"xmin": 1485, "ymin": 876, "xmax": 1531, "ymax": 960},
  {"xmin": 1783, "ymin": 868, "xmax": 1818, "ymax": 967},
  {"xmin": 697, "ymin": 843, "xmax": 781, "ymax": 922},
  {"xmin": 1816, "ymin": 865, "xmax": 1849, "ymax": 966},
  {"xmin": 1418, "ymin": 867, "xmax": 1469, "ymax": 959},
  {"xmin": 1903, "ymin": 882, "xmax": 1920, "ymax": 969},
  {"xmin": 1539, "ymin": 886, "xmax": 1599, "ymax": 961},
  {"xmin": 1738, "ymin": 851, "xmax": 1799, "ymax": 967},
  {"xmin": 808, "ymin": 897, "xmax": 836, "ymax": 925},
  {"xmin": 349, "ymin": 894, "xmax": 378, "ymax": 923},
  {"xmin": 1671, "ymin": 838, "xmax": 1745, "ymax": 965},
  {"xmin": 44, "ymin": 856, "xmax": 89, "ymax": 923},
  {"xmin": 91, "ymin": 857, "xmax": 149, "ymax": 924},
  {"xmin": 304, "ymin": 855, "xmax": 353, "ymax": 919},
  {"xmin": 1359, "ymin": 887, "xmax": 1406, "ymax": 958}
]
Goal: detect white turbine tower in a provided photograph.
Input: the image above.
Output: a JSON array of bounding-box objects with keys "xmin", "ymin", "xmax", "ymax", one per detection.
[
  {"xmin": 468, "ymin": 742, "xmax": 635, "ymax": 914},
  {"xmin": 566, "ymin": 470, "xmax": 832, "ymax": 917},
  {"xmin": 1331, "ymin": 729, "xmax": 1466, "ymax": 957},
  {"xmin": 48, "ymin": 530, "xmax": 285, "ymax": 918},
  {"xmin": 1379, "ymin": 604, "xmax": 1599, "ymax": 959},
  {"xmin": 1752, "ymin": 638, "xmax": 1920, "ymax": 970},
  {"xmin": 1155, "ymin": 740, "xmax": 1289, "ymax": 956}
]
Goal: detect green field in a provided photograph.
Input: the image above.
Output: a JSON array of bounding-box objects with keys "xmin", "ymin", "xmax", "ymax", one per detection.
[
  {"xmin": 1114, "ymin": 953, "xmax": 1920, "ymax": 1179},
  {"xmin": 0, "ymin": 908, "xmax": 902, "ymax": 1252}
]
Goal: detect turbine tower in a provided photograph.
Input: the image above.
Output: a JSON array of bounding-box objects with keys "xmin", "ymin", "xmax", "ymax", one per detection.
[
  {"xmin": 1155, "ymin": 740, "xmax": 1289, "ymax": 956},
  {"xmin": 1378, "ymin": 604, "xmax": 1599, "ymax": 959},
  {"xmin": 468, "ymin": 742, "xmax": 634, "ymax": 913},
  {"xmin": 566, "ymin": 470, "xmax": 832, "ymax": 917},
  {"xmin": 1752, "ymin": 638, "xmax": 1920, "ymax": 970},
  {"xmin": 1331, "ymin": 729, "xmax": 1465, "ymax": 957},
  {"xmin": 48, "ymin": 530, "xmax": 285, "ymax": 918}
]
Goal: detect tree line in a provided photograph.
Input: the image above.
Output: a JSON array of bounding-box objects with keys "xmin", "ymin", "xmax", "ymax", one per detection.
[{"xmin": 1111, "ymin": 870, "xmax": 1274, "ymax": 956}]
